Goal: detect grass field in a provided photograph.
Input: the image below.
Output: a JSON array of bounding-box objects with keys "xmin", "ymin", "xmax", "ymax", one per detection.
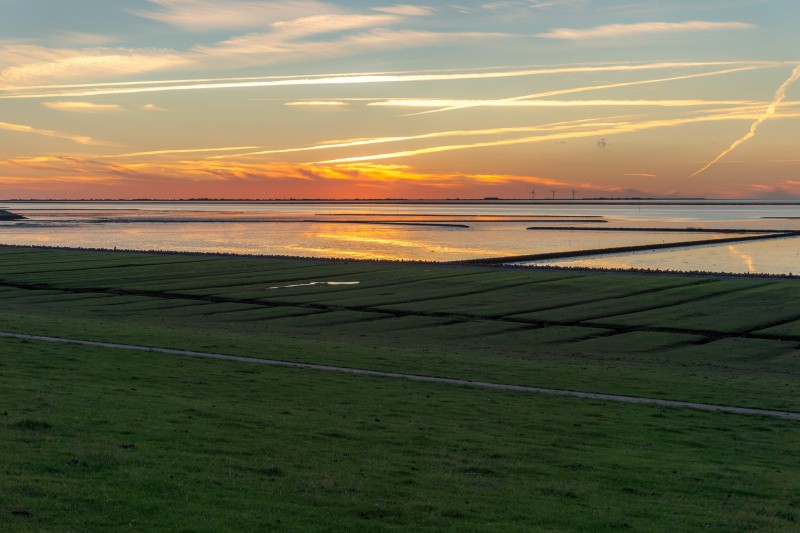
[{"xmin": 2, "ymin": 246, "xmax": 800, "ymax": 530}]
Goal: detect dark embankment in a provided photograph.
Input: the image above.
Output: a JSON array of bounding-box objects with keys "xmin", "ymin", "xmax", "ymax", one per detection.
[
  {"xmin": 316, "ymin": 213, "xmax": 606, "ymax": 218},
  {"xmin": 0, "ymin": 209, "xmax": 25, "ymax": 221},
  {"xmin": 526, "ymin": 227, "xmax": 782, "ymax": 234},
  {"xmin": 453, "ymin": 231, "xmax": 800, "ymax": 265},
  {"xmin": 87, "ymin": 218, "xmax": 469, "ymax": 228}
]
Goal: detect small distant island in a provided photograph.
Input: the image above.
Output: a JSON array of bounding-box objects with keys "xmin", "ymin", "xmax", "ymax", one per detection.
[{"xmin": 0, "ymin": 209, "xmax": 26, "ymax": 220}]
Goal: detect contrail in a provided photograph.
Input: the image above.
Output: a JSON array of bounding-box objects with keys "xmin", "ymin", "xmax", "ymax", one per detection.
[
  {"xmin": 377, "ymin": 98, "xmax": 758, "ymax": 108},
  {"xmin": 317, "ymin": 108, "xmax": 800, "ymax": 164},
  {"xmin": 402, "ymin": 66, "xmax": 760, "ymax": 117},
  {"xmin": 691, "ymin": 65, "xmax": 800, "ymax": 177},
  {"xmin": 0, "ymin": 62, "xmax": 756, "ymax": 100},
  {"xmin": 208, "ymin": 116, "xmax": 628, "ymax": 159},
  {"xmin": 0, "ymin": 120, "xmax": 103, "ymax": 145},
  {"xmin": 99, "ymin": 146, "xmax": 261, "ymax": 159}
]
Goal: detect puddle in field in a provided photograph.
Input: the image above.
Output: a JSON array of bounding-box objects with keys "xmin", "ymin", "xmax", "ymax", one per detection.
[{"xmin": 267, "ymin": 281, "xmax": 361, "ymax": 290}]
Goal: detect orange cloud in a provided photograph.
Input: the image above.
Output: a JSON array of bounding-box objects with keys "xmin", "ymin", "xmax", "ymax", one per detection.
[
  {"xmin": 538, "ymin": 21, "xmax": 756, "ymax": 40},
  {"xmin": 0, "ymin": 120, "xmax": 106, "ymax": 145},
  {"xmin": 0, "ymin": 156, "xmax": 630, "ymax": 199}
]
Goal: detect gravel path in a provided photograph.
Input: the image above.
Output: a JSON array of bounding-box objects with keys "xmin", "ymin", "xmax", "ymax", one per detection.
[{"xmin": 3, "ymin": 330, "xmax": 799, "ymax": 421}]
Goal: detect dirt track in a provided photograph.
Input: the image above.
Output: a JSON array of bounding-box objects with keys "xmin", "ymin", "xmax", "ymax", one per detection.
[{"xmin": 3, "ymin": 330, "xmax": 799, "ymax": 421}]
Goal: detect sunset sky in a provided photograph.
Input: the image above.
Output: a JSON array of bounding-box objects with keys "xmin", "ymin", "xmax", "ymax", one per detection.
[{"xmin": 1, "ymin": 0, "xmax": 799, "ymax": 199}]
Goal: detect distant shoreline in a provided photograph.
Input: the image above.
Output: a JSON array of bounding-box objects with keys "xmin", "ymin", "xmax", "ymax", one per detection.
[{"xmin": 5, "ymin": 199, "xmax": 800, "ymax": 206}]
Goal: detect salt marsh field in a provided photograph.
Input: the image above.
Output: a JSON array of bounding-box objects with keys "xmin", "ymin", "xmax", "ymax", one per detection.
[
  {"xmin": 2, "ymin": 200, "xmax": 800, "ymax": 272},
  {"xmin": 3, "ymin": 247, "xmax": 800, "ymax": 530}
]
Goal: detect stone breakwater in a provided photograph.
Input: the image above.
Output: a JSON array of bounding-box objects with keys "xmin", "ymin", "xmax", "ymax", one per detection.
[{"xmin": 0, "ymin": 209, "xmax": 25, "ymax": 221}]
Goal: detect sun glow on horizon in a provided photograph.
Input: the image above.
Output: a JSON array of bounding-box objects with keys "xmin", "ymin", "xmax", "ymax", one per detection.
[{"xmin": 1, "ymin": 2, "xmax": 798, "ymax": 199}]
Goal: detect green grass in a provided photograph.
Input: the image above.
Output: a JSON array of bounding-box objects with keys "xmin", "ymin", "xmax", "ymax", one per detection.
[
  {"xmin": 372, "ymin": 275, "xmax": 698, "ymax": 317},
  {"xmin": 3, "ymin": 338, "xmax": 800, "ymax": 531},
  {"xmin": 511, "ymin": 279, "xmax": 740, "ymax": 322},
  {"xmin": 2, "ymin": 247, "xmax": 800, "ymax": 529},
  {"xmin": 1, "ymin": 248, "xmax": 799, "ymax": 410},
  {"xmin": 586, "ymin": 283, "xmax": 800, "ymax": 334}
]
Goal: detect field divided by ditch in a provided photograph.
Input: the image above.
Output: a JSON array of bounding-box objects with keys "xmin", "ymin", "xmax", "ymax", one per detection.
[{"xmin": 2, "ymin": 246, "xmax": 800, "ymax": 530}]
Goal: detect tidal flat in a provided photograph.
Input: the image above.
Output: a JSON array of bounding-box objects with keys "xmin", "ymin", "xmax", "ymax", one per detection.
[{"xmin": 2, "ymin": 246, "xmax": 800, "ymax": 530}]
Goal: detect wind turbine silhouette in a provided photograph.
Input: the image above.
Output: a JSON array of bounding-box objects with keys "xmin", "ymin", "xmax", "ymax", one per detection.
[
  {"xmin": 550, "ymin": 190, "xmax": 557, "ymax": 200},
  {"xmin": 571, "ymin": 189, "xmax": 576, "ymax": 200}
]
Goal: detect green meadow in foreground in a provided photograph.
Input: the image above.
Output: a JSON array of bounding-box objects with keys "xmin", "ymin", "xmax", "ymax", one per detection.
[{"xmin": 1, "ymin": 247, "xmax": 800, "ymax": 530}]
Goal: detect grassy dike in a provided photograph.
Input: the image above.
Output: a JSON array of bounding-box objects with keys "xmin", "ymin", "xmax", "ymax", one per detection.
[{"xmin": 2, "ymin": 246, "xmax": 800, "ymax": 530}]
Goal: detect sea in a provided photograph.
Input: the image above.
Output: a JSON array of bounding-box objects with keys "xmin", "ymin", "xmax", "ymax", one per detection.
[{"xmin": 2, "ymin": 200, "xmax": 800, "ymax": 275}]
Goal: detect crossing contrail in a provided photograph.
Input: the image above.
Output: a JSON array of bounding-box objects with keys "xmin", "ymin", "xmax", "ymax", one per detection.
[
  {"xmin": 401, "ymin": 66, "xmax": 760, "ymax": 117},
  {"xmin": 0, "ymin": 62, "xmax": 759, "ymax": 100},
  {"xmin": 691, "ymin": 65, "xmax": 800, "ymax": 177}
]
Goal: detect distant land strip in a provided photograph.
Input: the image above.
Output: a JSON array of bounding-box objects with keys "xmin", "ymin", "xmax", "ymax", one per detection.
[
  {"xmin": 456, "ymin": 231, "xmax": 800, "ymax": 265},
  {"xmin": 526, "ymin": 227, "xmax": 782, "ymax": 233},
  {"xmin": 83, "ymin": 219, "xmax": 471, "ymax": 228},
  {"xmin": 314, "ymin": 213, "xmax": 606, "ymax": 218},
  {"xmin": 7, "ymin": 199, "xmax": 800, "ymax": 206},
  {"xmin": 2, "ymin": 331, "xmax": 800, "ymax": 421}
]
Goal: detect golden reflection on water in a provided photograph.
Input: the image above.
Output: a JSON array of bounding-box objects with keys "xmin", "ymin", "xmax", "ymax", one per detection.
[
  {"xmin": 4, "ymin": 212, "xmax": 800, "ymax": 270},
  {"xmin": 537, "ymin": 237, "xmax": 800, "ymax": 275},
  {"xmin": 315, "ymin": 232, "xmax": 423, "ymax": 249},
  {"xmin": 726, "ymin": 245, "xmax": 756, "ymax": 273},
  {"xmin": 543, "ymin": 257, "xmax": 647, "ymax": 270},
  {"xmin": 311, "ymin": 223, "xmax": 511, "ymax": 260},
  {"xmin": 282, "ymin": 243, "xmax": 398, "ymax": 261}
]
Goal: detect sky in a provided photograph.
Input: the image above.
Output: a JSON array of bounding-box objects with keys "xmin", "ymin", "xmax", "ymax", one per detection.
[{"xmin": 1, "ymin": 0, "xmax": 799, "ymax": 199}]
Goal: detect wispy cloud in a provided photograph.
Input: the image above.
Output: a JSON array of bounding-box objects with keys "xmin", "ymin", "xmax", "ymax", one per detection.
[
  {"xmin": 0, "ymin": 20, "xmax": 502, "ymax": 88},
  {"xmin": 193, "ymin": 26, "xmax": 451, "ymax": 70},
  {"xmin": 0, "ymin": 120, "xmax": 104, "ymax": 145},
  {"xmin": 56, "ymin": 32, "xmax": 116, "ymax": 46},
  {"xmin": 285, "ymin": 100, "xmax": 350, "ymax": 108},
  {"xmin": 482, "ymin": 0, "xmax": 571, "ymax": 11},
  {"xmin": 0, "ymin": 44, "xmax": 189, "ymax": 87},
  {"xmin": 691, "ymin": 66, "xmax": 800, "ymax": 177},
  {"xmin": 99, "ymin": 146, "xmax": 262, "ymax": 159},
  {"xmin": 372, "ymin": 5, "xmax": 435, "ymax": 16},
  {"xmin": 0, "ymin": 156, "xmax": 629, "ymax": 198},
  {"xmin": 745, "ymin": 180, "xmax": 800, "ymax": 199},
  {"xmin": 0, "ymin": 2, "xmax": 488, "ymax": 88},
  {"xmin": 272, "ymin": 13, "xmax": 401, "ymax": 36},
  {"xmin": 42, "ymin": 101, "xmax": 123, "ymax": 113},
  {"xmin": 539, "ymin": 20, "xmax": 757, "ymax": 39},
  {"xmin": 134, "ymin": 0, "xmax": 338, "ymax": 31}
]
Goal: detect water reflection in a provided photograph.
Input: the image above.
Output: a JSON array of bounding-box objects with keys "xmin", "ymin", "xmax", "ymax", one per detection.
[
  {"xmin": 726, "ymin": 245, "xmax": 756, "ymax": 273},
  {"xmin": 534, "ymin": 237, "xmax": 800, "ymax": 275},
  {"xmin": 2, "ymin": 201, "xmax": 800, "ymax": 272},
  {"xmin": 267, "ymin": 281, "xmax": 360, "ymax": 290}
]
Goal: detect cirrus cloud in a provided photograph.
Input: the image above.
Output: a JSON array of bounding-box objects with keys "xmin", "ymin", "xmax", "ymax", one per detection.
[
  {"xmin": 372, "ymin": 5, "xmax": 435, "ymax": 16},
  {"xmin": 0, "ymin": 120, "xmax": 106, "ymax": 145},
  {"xmin": 538, "ymin": 20, "xmax": 757, "ymax": 40},
  {"xmin": 134, "ymin": 0, "xmax": 339, "ymax": 31},
  {"xmin": 42, "ymin": 101, "xmax": 123, "ymax": 113}
]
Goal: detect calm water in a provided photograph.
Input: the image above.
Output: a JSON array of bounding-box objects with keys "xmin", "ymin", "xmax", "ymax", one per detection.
[
  {"xmin": 2, "ymin": 200, "xmax": 800, "ymax": 273},
  {"xmin": 530, "ymin": 238, "xmax": 800, "ymax": 275}
]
